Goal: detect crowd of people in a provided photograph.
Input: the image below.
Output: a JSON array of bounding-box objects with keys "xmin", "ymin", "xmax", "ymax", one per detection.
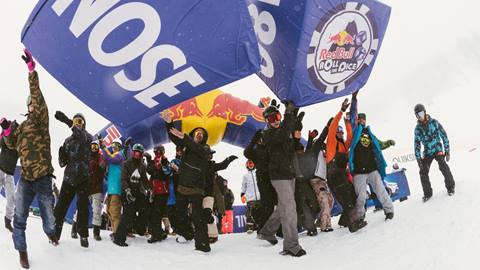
[{"xmin": 0, "ymin": 50, "xmax": 456, "ymax": 268}]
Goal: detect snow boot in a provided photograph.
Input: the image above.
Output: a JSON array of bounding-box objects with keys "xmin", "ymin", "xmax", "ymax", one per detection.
[
  {"xmin": 448, "ymin": 189, "xmax": 455, "ymax": 196},
  {"xmin": 113, "ymin": 239, "xmax": 128, "ymax": 247},
  {"xmin": 4, "ymin": 216, "xmax": 13, "ymax": 232},
  {"xmin": 80, "ymin": 237, "xmax": 89, "ymax": 248},
  {"xmin": 209, "ymin": 237, "xmax": 218, "ymax": 244},
  {"xmin": 307, "ymin": 229, "xmax": 318, "ymax": 236},
  {"xmin": 195, "ymin": 243, "xmax": 211, "ymax": 253},
  {"xmin": 93, "ymin": 226, "xmax": 102, "ymax": 241},
  {"xmin": 422, "ymin": 195, "xmax": 432, "ymax": 202},
  {"xmin": 385, "ymin": 212, "xmax": 394, "ymax": 221},
  {"xmin": 19, "ymin": 251, "xmax": 29, "ymax": 269},
  {"xmin": 109, "ymin": 233, "xmax": 115, "ymax": 241},
  {"xmin": 321, "ymin": 228, "xmax": 334, "ymax": 232},
  {"xmin": 280, "ymin": 249, "xmax": 307, "ymax": 257},
  {"xmin": 71, "ymin": 222, "xmax": 78, "ymax": 239},
  {"xmin": 148, "ymin": 233, "xmax": 167, "ymax": 244},
  {"xmin": 348, "ymin": 219, "xmax": 367, "ymax": 233},
  {"xmin": 176, "ymin": 236, "xmax": 191, "ymax": 244},
  {"xmin": 48, "ymin": 235, "xmax": 59, "ymax": 246}
]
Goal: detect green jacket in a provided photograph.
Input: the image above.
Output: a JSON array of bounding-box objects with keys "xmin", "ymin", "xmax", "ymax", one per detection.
[{"xmin": 5, "ymin": 71, "xmax": 53, "ymax": 180}]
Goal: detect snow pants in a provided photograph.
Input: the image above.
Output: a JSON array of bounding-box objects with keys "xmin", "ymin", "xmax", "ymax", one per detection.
[
  {"xmin": 327, "ymin": 164, "xmax": 357, "ymax": 227},
  {"xmin": 176, "ymin": 193, "xmax": 209, "ymax": 249},
  {"xmin": 115, "ymin": 194, "xmax": 148, "ymax": 243},
  {"xmin": 106, "ymin": 194, "xmax": 122, "ymax": 233},
  {"xmin": 246, "ymin": 200, "xmax": 260, "ymax": 231},
  {"xmin": 202, "ymin": 196, "xmax": 218, "ymax": 238},
  {"xmin": 167, "ymin": 204, "xmax": 177, "ymax": 233},
  {"xmin": 259, "ymin": 179, "xmax": 303, "ymax": 254},
  {"xmin": 0, "ymin": 169, "xmax": 15, "ymax": 220},
  {"xmin": 420, "ymin": 154, "xmax": 455, "ymax": 197},
  {"xmin": 310, "ymin": 177, "xmax": 333, "ymax": 230},
  {"xmin": 54, "ymin": 180, "xmax": 89, "ymax": 239},
  {"xmin": 90, "ymin": 193, "xmax": 104, "ymax": 227},
  {"xmin": 13, "ymin": 175, "xmax": 55, "ymax": 251},
  {"xmin": 353, "ymin": 170, "xmax": 394, "ymax": 219},
  {"xmin": 150, "ymin": 194, "xmax": 168, "ymax": 239},
  {"xmin": 255, "ymin": 171, "xmax": 275, "ymax": 231}
]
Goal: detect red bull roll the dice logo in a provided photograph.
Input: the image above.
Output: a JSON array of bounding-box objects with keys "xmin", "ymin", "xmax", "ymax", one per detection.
[{"xmin": 307, "ymin": 2, "xmax": 379, "ymax": 94}]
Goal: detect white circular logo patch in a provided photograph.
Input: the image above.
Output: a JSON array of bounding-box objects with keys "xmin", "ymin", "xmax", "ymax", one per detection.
[{"xmin": 307, "ymin": 2, "xmax": 378, "ymax": 94}]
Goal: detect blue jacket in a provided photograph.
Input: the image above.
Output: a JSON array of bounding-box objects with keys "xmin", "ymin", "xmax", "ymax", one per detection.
[
  {"xmin": 102, "ymin": 149, "xmax": 125, "ymax": 195},
  {"xmin": 349, "ymin": 125, "xmax": 387, "ymax": 179},
  {"xmin": 414, "ymin": 115, "xmax": 450, "ymax": 159}
]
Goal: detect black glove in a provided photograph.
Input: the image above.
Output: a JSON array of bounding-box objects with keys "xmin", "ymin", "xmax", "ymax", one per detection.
[
  {"xmin": 308, "ymin": 129, "xmax": 318, "ymax": 139},
  {"xmin": 125, "ymin": 188, "xmax": 136, "ymax": 204},
  {"xmin": 295, "ymin": 111, "xmax": 305, "ymax": 131},
  {"xmin": 270, "ymin": 99, "xmax": 280, "ymax": 109},
  {"xmin": 282, "ymin": 100, "xmax": 297, "ymax": 115},
  {"xmin": 341, "ymin": 98, "xmax": 350, "ymax": 112},
  {"xmin": 417, "ymin": 159, "xmax": 424, "ymax": 171},
  {"xmin": 143, "ymin": 152, "xmax": 152, "ymax": 164},
  {"xmin": 161, "ymin": 157, "xmax": 169, "ymax": 166},
  {"xmin": 124, "ymin": 137, "xmax": 132, "ymax": 148},
  {"xmin": 387, "ymin": 140, "xmax": 396, "ymax": 147},
  {"xmin": 352, "ymin": 90, "xmax": 359, "ymax": 100},
  {"xmin": 55, "ymin": 111, "xmax": 73, "ymax": 127},
  {"xmin": 226, "ymin": 155, "xmax": 238, "ymax": 163}
]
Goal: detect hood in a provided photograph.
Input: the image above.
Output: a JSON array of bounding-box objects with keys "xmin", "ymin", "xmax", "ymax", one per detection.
[
  {"xmin": 73, "ymin": 113, "xmax": 86, "ymax": 129},
  {"xmin": 189, "ymin": 127, "xmax": 209, "ymax": 145}
]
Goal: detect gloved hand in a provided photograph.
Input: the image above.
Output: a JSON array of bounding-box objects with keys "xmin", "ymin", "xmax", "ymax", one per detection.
[
  {"xmin": 282, "ymin": 100, "xmax": 297, "ymax": 115},
  {"xmin": 417, "ymin": 159, "xmax": 424, "ymax": 171},
  {"xmin": 295, "ymin": 111, "xmax": 305, "ymax": 131},
  {"xmin": 55, "ymin": 111, "xmax": 73, "ymax": 127},
  {"xmin": 161, "ymin": 157, "xmax": 169, "ymax": 166},
  {"xmin": 387, "ymin": 140, "xmax": 396, "ymax": 147},
  {"xmin": 352, "ymin": 90, "xmax": 359, "ymax": 99},
  {"xmin": 124, "ymin": 137, "xmax": 132, "ymax": 148},
  {"xmin": 226, "ymin": 155, "xmax": 238, "ymax": 163},
  {"xmin": 252, "ymin": 129, "xmax": 263, "ymax": 144},
  {"xmin": 143, "ymin": 152, "xmax": 152, "ymax": 164},
  {"xmin": 445, "ymin": 152, "xmax": 450, "ymax": 162},
  {"xmin": 21, "ymin": 49, "xmax": 36, "ymax": 72},
  {"xmin": 308, "ymin": 129, "xmax": 319, "ymax": 139},
  {"xmin": 241, "ymin": 195, "xmax": 246, "ymax": 204},
  {"xmin": 270, "ymin": 99, "xmax": 280, "ymax": 109},
  {"xmin": 125, "ymin": 188, "xmax": 136, "ymax": 204},
  {"xmin": 341, "ymin": 98, "xmax": 350, "ymax": 112}
]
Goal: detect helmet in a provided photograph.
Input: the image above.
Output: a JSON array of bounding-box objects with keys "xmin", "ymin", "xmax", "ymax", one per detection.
[
  {"xmin": 91, "ymin": 140, "xmax": 99, "ymax": 146},
  {"xmin": 414, "ymin": 104, "xmax": 426, "ymax": 114},
  {"xmin": 262, "ymin": 105, "xmax": 280, "ymax": 119},
  {"xmin": 112, "ymin": 138, "xmax": 122, "ymax": 147},
  {"xmin": 154, "ymin": 145, "xmax": 165, "ymax": 153},
  {"xmin": 132, "ymin": 143, "xmax": 145, "ymax": 153}
]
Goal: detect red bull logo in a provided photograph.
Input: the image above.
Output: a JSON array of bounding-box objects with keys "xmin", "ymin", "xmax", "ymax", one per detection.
[
  {"xmin": 168, "ymin": 99, "xmax": 203, "ymax": 120},
  {"xmin": 102, "ymin": 125, "xmax": 122, "ymax": 147},
  {"xmin": 328, "ymin": 30, "xmax": 355, "ymax": 46},
  {"xmin": 207, "ymin": 93, "xmax": 264, "ymax": 125}
]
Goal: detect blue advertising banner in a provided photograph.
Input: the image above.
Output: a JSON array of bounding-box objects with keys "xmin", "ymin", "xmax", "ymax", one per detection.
[
  {"xmin": 21, "ymin": 0, "xmax": 260, "ymax": 128},
  {"xmin": 246, "ymin": 0, "xmax": 391, "ymax": 106}
]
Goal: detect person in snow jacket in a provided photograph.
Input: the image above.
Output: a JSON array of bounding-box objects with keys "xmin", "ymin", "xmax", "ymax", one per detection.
[
  {"xmin": 243, "ymin": 128, "xmax": 276, "ymax": 231},
  {"xmin": 204, "ymin": 146, "xmax": 237, "ymax": 243},
  {"xmin": 144, "ymin": 145, "xmax": 171, "ymax": 243},
  {"xmin": 0, "ymin": 117, "xmax": 19, "ymax": 232},
  {"xmin": 325, "ymin": 99, "xmax": 366, "ymax": 233},
  {"xmin": 413, "ymin": 104, "xmax": 455, "ymax": 201},
  {"xmin": 53, "ymin": 111, "xmax": 92, "ymax": 248},
  {"xmin": 241, "ymin": 160, "xmax": 261, "ymax": 233},
  {"xmin": 257, "ymin": 100, "xmax": 306, "ymax": 257},
  {"xmin": 166, "ymin": 146, "xmax": 183, "ymax": 235},
  {"xmin": 161, "ymin": 110, "xmax": 211, "ymax": 252},
  {"xmin": 113, "ymin": 144, "xmax": 150, "ymax": 246},
  {"xmin": 4, "ymin": 50, "xmax": 57, "ymax": 269},
  {"xmin": 101, "ymin": 137, "xmax": 125, "ymax": 236},
  {"xmin": 89, "ymin": 140, "xmax": 106, "ymax": 241}
]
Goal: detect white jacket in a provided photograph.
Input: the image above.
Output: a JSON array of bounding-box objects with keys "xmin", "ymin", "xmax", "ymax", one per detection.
[{"xmin": 241, "ymin": 170, "xmax": 261, "ymax": 202}]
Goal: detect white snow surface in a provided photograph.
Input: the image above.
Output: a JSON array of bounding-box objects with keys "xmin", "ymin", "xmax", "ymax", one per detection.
[{"xmin": 1, "ymin": 149, "xmax": 478, "ymax": 270}]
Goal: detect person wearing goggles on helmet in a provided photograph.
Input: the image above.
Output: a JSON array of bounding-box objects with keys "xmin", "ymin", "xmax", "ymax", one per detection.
[
  {"xmin": 99, "ymin": 137, "xmax": 125, "ymax": 240},
  {"xmin": 257, "ymin": 100, "xmax": 306, "ymax": 257},
  {"xmin": 414, "ymin": 104, "xmax": 455, "ymax": 201},
  {"xmin": 114, "ymin": 144, "xmax": 150, "ymax": 247},
  {"xmin": 53, "ymin": 111, "xmax": 93, "ymax": 248}
]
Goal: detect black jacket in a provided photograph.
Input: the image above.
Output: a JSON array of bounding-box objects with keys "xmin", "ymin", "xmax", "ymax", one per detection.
[
  {"xmin": 224, "ymin": 188, "xmax": 235, "ymax": 210},
  {"xmin": 205, "ymin": 158, "xmax": 234, "ymax": 196},
  {"xmin": 59, "ymin": 127, "xmax": 92, "ymax": 186},
  {"xmin": 167, "ymin": 122, "xmax": 209, "ymax": 194},
  {"xmin": 244, "ymin": 130, "xmax": 269, "ymax": 178},
  {"xmin": 121, "ymin": 158, "xmax": 150, "ymax": 197},
  {"xmin": 0, "ymin": 137, "xmax": 19, "ymax": 175},
  {"xmin": 263, "ymin": 112, "xmax": 296, "ymax": 180}
]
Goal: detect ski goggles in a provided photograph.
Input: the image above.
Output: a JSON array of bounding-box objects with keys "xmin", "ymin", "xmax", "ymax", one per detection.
[
  {"xmin": 73, "ymin": 117, "xmax": 85, "ymax": 126},
  {"xmin": 90, "ymin": 144, "xmax": 99, "ymax": 151},
  {"xmin": 415, "ymin": 111, "xmax": 425, "ymax": 119},
  {"xmin": 266, "ymin": 112, "xmax": 281, "ymax": 123},
  {"xmin": 112, "ymin": 142, "xmax": 122, "ymax": 149}
]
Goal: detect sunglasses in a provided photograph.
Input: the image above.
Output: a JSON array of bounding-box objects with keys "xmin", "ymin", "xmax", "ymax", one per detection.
[
  {"xmin": 73, "ymin": 118, "xmax": 84, "ymax": 126},
  {"xmin": 266, "ymin": 113, "xmax": 281, "ymax": 123},
  {"xmin": 91, "ymin": 144, "xmax": 99, "ymax": 151}
]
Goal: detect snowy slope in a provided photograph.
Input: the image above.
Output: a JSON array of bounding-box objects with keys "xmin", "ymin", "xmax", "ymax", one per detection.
[{"xmin": 0, "ymin": 149, "xmax": 478, "ymax": 270}]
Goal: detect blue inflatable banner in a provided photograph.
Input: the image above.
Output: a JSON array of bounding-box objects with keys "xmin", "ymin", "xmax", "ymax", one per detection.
[
  {"xmin": 246, "ymin": 0, "xmax": 391, "ymax": 106},
  {"xmin": 21, "ymin": 0, "xmax": 260, "ymax": 128}
]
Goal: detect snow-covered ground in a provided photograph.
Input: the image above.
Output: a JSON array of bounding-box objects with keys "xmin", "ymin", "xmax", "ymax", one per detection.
[{"xmin": 1, "ymin": 149, "xmax": 478, "ymax": 270}]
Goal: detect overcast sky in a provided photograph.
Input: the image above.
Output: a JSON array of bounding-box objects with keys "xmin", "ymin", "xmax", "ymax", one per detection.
[{"xmin": 1, "ymin": 1, "xmax": 479, "ymax": 196}]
